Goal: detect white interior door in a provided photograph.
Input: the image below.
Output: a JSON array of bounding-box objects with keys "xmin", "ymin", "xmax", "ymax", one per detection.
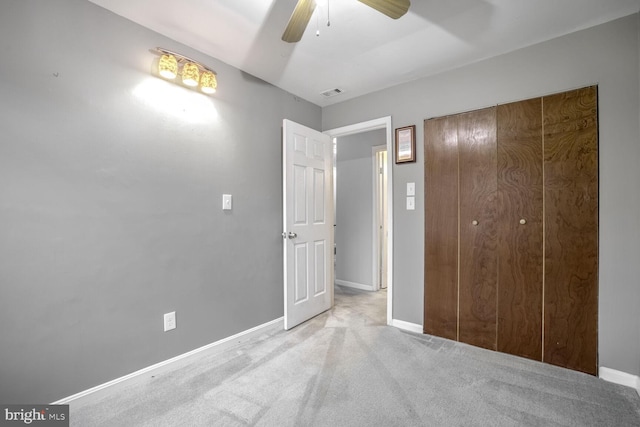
[{"xmin": 283, "ymin": 119, "xmax": 333, "ymax": 330}]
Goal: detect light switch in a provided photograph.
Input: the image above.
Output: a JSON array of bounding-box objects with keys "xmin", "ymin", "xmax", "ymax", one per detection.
[
  {"xmin": 407, "ymin": 182, "xmax": 415, "ymax": 196},
  {"xmin": 222, "ymin": 194, "xmax": 232, "ymax": 210},
  {"xmin": 406, "ymin": 196, "xmax": 415, "ymax": 210}
]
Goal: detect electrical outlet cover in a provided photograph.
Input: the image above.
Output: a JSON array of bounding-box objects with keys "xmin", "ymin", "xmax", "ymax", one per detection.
[{"xmin": 164, "ymin": 312, "xmax": 176, "ymax": 331}]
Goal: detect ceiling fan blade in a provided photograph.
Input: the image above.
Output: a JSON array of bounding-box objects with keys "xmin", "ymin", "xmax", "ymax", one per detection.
[
  {"xmin": 282, "ymin": 0, "xmax": 317, "ymax": 43},
  {"xmin": 357, "ymin": 0, "xmax": 410, "ymax": 19}
]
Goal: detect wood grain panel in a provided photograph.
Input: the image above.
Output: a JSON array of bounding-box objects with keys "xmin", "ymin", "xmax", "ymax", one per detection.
[
  {"xmin": 543, "ymin": 86, "xmax": 598, "ymax": 375},
  {"xmin": 497, "ymin": 98, "xmax": 544, "ymax": 361},
  {"xmin": 424, "ymin": 116, "xmax": 459, "ymax": 340},
  {"xmin": 458, "ymin": 107, "xmax": 498, "ymax": 350}
]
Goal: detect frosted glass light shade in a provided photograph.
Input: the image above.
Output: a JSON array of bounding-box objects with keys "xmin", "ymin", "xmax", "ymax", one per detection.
[
  {"xmin": 158, "ymin": 54, "xmax": 178, "ymax": 79},
  {"xmin": 182, "ymin": 62, "xmax": 200, "ymax": 87},
  {"xmin": 200, "ymin": 71, "xmax": 217, "ymax": 94}
]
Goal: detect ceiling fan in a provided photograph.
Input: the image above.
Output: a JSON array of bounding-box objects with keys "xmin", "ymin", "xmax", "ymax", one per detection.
[{"xmin": 282, "ymin": 0, "xmax": 411, "ymax": 43}]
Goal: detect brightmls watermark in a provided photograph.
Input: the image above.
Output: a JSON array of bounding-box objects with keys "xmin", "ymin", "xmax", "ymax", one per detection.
[{"xmin": 1, "ymin": 405, "xmax": 68, "ymax": 426}]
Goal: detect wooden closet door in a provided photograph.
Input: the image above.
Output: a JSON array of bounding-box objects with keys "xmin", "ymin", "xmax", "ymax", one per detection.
[
  {"xmin": 497, "ymin": 99, "xmax": 544, "ymax": 361},
  {"xmin": 543, "ymin": 86, "xmax": 598, "ymax": 375},
  {"xmin": 424, "ymin": 116, "xmax": 458, "ymax": 340},
  {"xmin": 458, "ymin": 108, "xmax": 498, "ymax": 350}
]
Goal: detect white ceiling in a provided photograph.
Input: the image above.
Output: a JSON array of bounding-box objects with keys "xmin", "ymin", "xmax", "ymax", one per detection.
[{"xmin": 88, "ymin": 0, "xmax": 640, "ymax": 107}]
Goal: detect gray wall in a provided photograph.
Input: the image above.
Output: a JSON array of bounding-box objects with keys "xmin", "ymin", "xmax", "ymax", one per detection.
[
  {"xmin": 335, "ymin": 130, "xmax": 386, "ymax": 288},
  {"xmin": 323, "ymin": 14, "xmax": 640, "ymax": 376},
  {"xmin": 0, "ymin": 0, "xmax": 321, "ymax": 403}
]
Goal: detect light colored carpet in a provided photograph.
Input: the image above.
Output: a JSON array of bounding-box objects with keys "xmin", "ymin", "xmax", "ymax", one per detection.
[{"xmin": 70, "ymin": 286, "xmax": 640, "ymax": 426}]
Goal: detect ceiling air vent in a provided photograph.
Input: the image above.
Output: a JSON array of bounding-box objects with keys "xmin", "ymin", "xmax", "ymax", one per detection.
[{"xmin": 320, "ymin": 88, "xmax": 343, "ymax": 98}]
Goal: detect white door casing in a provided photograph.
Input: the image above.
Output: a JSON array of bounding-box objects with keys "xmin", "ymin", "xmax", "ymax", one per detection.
[
  {"xmin": 373, "ymin": 145, "xmax": 388, "ymax": 290},
  {"xmin": 324, "ymin": 116, "xmax": 393, "ymax": 325},
  {"xmin": 283, "ymin": 120, "xmax": 333, "ymax": 330}
]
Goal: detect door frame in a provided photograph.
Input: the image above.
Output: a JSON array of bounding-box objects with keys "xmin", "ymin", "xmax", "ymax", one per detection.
[
  {"xmin": 372, "ymin": 144, "xmax": 388, "ymax": 291},
  {"xmin": 324, "ymin": 116, "xmax": 393, "ymax": 325}
]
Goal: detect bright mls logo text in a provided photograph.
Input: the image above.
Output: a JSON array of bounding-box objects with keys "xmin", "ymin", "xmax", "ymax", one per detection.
[{"xmin": 2, "ymin": 405, "xmax": 68, "ymax": 426}]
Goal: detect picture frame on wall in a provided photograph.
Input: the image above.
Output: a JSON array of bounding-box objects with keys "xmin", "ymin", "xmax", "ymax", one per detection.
[{"xmin": 395, "ymin": 125, "xmax": 416, "ymax": 163}]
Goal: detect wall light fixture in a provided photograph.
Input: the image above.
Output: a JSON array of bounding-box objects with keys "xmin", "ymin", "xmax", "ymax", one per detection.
[{"xmin": 151, "ymin": 47, "xmax": 217, "ymax": 95}]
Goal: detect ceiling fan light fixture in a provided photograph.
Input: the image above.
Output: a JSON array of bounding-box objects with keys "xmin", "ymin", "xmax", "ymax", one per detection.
[{"xmin": 282, "ymin": 0, "xmax": 410, "ymax": 44}]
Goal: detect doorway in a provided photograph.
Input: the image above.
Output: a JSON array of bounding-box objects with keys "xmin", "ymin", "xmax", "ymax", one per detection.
[{"xmin": 324, "ymin": 117, "xmax": 393, "ymax": 325}]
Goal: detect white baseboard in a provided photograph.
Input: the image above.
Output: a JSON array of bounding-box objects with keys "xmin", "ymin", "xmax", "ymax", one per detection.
[
  {"xmin": 52, "ymin": 317, "xmax": 284, "ymax": 405},
  {"xmin": 390, "ymin": 318, "xmax": 423, "ymax": 334},
  {"xmin": 599, "ymin": 367, "xmax": 640, "ymax": 395},
  {"xmin": 336, "ymin": 279, "xmax": 374, "ymax": 291},
  {"xmin": 335, "ymin": 279, "xmax": 373, "ymax": 291}
]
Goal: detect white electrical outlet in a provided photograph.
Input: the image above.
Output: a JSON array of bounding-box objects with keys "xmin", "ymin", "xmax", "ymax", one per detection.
[{"xmin": 164, "ymin": 311, "xmax": 176, "ymax": 332}]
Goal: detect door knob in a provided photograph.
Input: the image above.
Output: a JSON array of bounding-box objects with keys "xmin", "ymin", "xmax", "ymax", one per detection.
[
  {"xmin": 519, "ymin": 218, "xmax": 527, "ymax": 225},
  {"xmin": 287, "ymin": 232, "xmax": 297, "ymax": 239},
  {"xmin": 472, "ymin": 220, "xmax": 479, "ymax": 226}
]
